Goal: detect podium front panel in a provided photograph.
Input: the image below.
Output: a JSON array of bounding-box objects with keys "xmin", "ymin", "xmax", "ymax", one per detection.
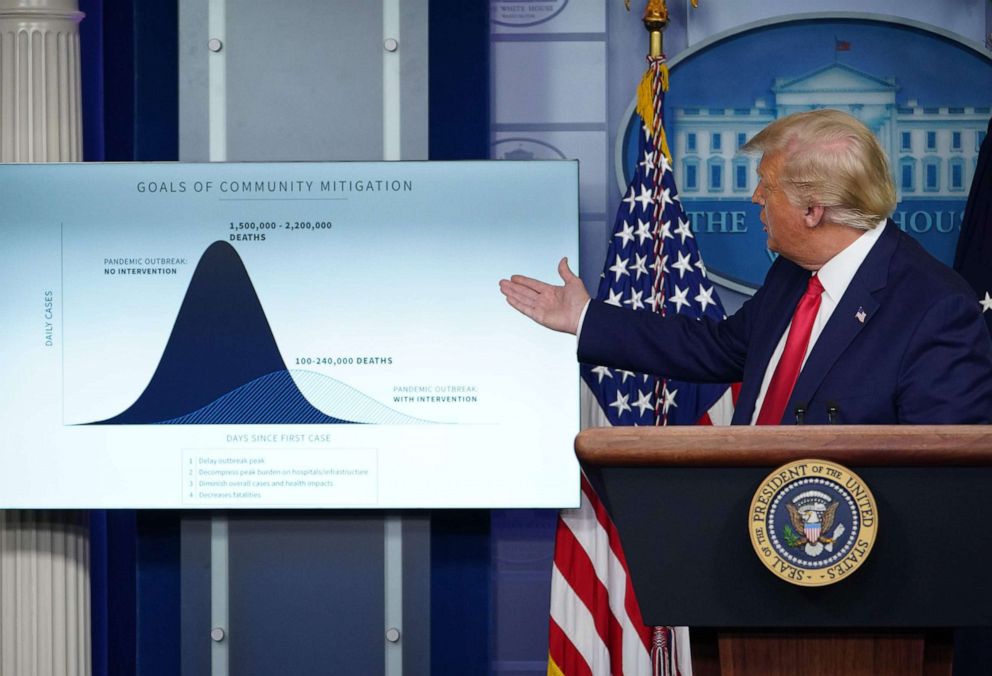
[{"xmin": 585, "ymin": 464, "xmax": 992, "ymax": 628}]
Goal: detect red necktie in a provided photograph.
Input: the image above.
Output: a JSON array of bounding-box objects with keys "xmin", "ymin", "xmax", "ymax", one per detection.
[{"xmin": 756, "ymin": 274, "xmax": 825, "ymax": 425}]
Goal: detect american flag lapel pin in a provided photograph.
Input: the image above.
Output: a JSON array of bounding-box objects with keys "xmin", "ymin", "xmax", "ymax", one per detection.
[{"xmin": 855, "ymin": 307, "xmax": 866, "ymax": 323}]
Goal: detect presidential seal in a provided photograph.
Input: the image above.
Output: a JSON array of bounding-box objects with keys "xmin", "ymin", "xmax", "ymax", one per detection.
[{"xmin": 748, "ymin": 459, "xmax": 878, "ymax": 587}]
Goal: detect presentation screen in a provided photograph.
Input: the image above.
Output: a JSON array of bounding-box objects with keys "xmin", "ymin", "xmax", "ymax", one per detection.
[{"xmin": 0, "ymin": 161, "xmax": 580, "ymax": 508}]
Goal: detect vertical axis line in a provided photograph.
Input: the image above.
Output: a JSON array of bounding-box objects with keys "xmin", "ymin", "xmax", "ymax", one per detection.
[{"xmin": 60, "ymin": 222, "xmax": 64, "ymax": 426}]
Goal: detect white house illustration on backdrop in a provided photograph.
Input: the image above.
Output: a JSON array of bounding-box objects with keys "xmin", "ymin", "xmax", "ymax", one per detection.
[{"xmin": 672, "ymin": 62, "xmax": 989, "ymax": 202}]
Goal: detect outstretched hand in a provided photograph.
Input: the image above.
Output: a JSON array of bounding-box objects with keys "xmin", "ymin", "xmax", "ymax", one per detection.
[{"xmin": 498, "ymin": 257, "xmax": 590, "ymax": 335}]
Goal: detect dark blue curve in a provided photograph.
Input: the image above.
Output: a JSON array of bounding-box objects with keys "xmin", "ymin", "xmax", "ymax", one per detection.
[{"xmin": 93, "ymin": 241, "xmax": 310, "ymax": 424}]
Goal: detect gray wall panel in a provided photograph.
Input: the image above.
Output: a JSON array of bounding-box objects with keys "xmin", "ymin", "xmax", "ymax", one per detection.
[
  {"xmin": 179, "ymin": 0, "xmax": 210, "ymax": 161},
  {"xmin": 178, "ymin": 1, "xmax": 432, "ymax": 673},
  {"xmin": 180, "ymin": 515, "xmax": 213, "ymax": 676},
  {"xmin": 401, "ymin": 515, "xmax": 430, "ymax": 675},
  {"xmin": 224, "ymin": 0, "xmax": 382, "ymax": 161},
  {"xmin": 225, "ymin": 0, "xmax": 383, "ymax": 161},
  {"xmin": 228, "ymin": 515, "xmax": 386, "ymax": 676},
  {"xmin": 400, "ymin": 0, "xmax": 429, "ymax": 160}
]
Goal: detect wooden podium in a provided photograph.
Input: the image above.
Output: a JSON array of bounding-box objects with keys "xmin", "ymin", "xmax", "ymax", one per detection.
[{"xmin": 575, "ymin": 425, "xmax": 992, "ymax": 676}]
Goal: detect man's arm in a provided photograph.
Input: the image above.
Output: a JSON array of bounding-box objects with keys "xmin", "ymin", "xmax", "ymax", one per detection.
[
  {"xmin": 501, "ymin": 256, "xmax": 757, "ymax": 383},
  {"xmin": 577, "ymin": 299, "xmax": 749, "ymax": 384}
]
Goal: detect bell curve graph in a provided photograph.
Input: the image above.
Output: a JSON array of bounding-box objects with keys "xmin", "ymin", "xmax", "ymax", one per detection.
[
  {"xmin": 90, "ymin": 239, "xmax": 428, "ymax": 426},
  {"xmin": 0, "ymin": 161, "xmax": 579, "ymax": 509}
]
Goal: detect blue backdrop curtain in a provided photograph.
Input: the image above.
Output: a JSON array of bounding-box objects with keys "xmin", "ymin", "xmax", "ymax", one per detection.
[{"xmin": 80, "ymin": 1, "xmax": 179, "ymax": 675}]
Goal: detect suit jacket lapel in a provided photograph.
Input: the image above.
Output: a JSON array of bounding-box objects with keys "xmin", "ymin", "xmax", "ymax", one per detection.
[
  {"xmin": 732, "ymin": 260, "xmax": 809, "ymax": 424},
  {"xmin": 785, "ymin": 221, "xmax": 897, "ymax": 419}
]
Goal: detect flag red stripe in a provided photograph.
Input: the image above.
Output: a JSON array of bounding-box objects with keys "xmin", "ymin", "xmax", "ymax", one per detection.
[
  {"xmin": 579, "ymin": 476, "xmax": 654, "ymax": 652},
  {"xmin": 549, "ymin": 617, "xmax": 595, "ymax": 676},
  {"xmin": 554, "ymin": 516, "xmax": 626, "ymax": 676}
]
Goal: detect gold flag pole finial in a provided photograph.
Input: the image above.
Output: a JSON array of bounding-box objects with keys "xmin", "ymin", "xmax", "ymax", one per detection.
[
  {"xmin": 624, "ymin": 1, "xmax": 698, "ymax": 58},
  {"xmin": 642, "ymin": 0, "xmax": 668, "ymax": 58}
]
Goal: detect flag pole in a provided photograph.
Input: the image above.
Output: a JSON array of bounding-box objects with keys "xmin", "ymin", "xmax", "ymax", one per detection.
[
  {"xmin": 627, "ymin": 2, "xmax": 702, "ymax": 674},
  {"xmin": 636, "ymin": 5, "xmax": 674, "ymax": 675}
]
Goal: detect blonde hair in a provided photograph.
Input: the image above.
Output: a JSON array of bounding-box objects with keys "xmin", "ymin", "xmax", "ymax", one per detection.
[{"xmin": 742, "ymin": 109, "xmax": 896, "ymax": 230}]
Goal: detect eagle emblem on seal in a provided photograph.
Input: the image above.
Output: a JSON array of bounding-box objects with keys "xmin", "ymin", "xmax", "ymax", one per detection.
[{"xmin": 783, "ymin": 490, "xmax": 846, "ymax": 557}]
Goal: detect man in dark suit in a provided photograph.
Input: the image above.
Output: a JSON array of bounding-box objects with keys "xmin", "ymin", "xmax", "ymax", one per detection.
[{"xmin": 499, "ymin": 109, "xmax": 992, "ymax": 424}]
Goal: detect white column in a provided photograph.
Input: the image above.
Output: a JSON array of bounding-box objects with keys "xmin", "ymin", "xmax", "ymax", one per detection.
[
  {"xmin": 0, "ymin": 0, "xmax": 83, "ymax": 162},
  {"xmin": 0, "ymin": 1, "xmax": 89, "ymax": 675}
]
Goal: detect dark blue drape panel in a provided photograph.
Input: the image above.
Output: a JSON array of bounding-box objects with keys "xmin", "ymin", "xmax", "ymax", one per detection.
[
  {"xmin": 431, "ymin": 511, "xmax": 491, "ymax": 675},
  {"xmin": 83, "ymin": 0, "xmax": 130, "ymax": 663},
  {"xmin": 133, "ymin": 0, "xmax": 178, "ymax": 160},
  {"xmin": 428, "ymin": 3, "xmax": 493, "ymax": 674},
  {"xmin": 136, "ymin": 512, "xmax": 181, "ymax": 676},
  {"xmin": 89, "ymin": 511, "xmax": 137, "ymax": 676},
  {"xmin": 100, "ymin": 0, "xmax": 135, "ymax": 161},
  {"xmin": 82, "ymin": 0, "xmax": 177, "ymax": 163},
  {"xmin": 428, "ymin": 0, "xmax": 489, "ymax": 160},
  {"xmin": 82, "ymin": 1, "xmax": 180, "ymax": 674},
  {"xmin": 79, "ymin": 0, "xmax": 104, "ymax": 160},
  {"xmin": 89, "ymin": 511, "xmax": 181, "ymax": 676}
]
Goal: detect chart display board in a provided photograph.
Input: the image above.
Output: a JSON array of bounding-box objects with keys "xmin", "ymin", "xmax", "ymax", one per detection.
[{"xmin": 0, "ymin": 161, "xmax": 580, "ymax": 508}]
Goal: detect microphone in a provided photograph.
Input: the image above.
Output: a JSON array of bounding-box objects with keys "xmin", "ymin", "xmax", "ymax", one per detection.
[
  {"xmin": 793, "ymin": 402, "xmax": 807, "ymax": 425},
  {"xmin": 826, "ymin": 401, "xmax": 840, "ymax": 425}
]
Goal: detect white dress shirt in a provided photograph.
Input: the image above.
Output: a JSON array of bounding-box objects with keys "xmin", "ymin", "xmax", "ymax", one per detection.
[{"xmin": 749, "ymin": 220, "xmax": 887, "ymax": 423}]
